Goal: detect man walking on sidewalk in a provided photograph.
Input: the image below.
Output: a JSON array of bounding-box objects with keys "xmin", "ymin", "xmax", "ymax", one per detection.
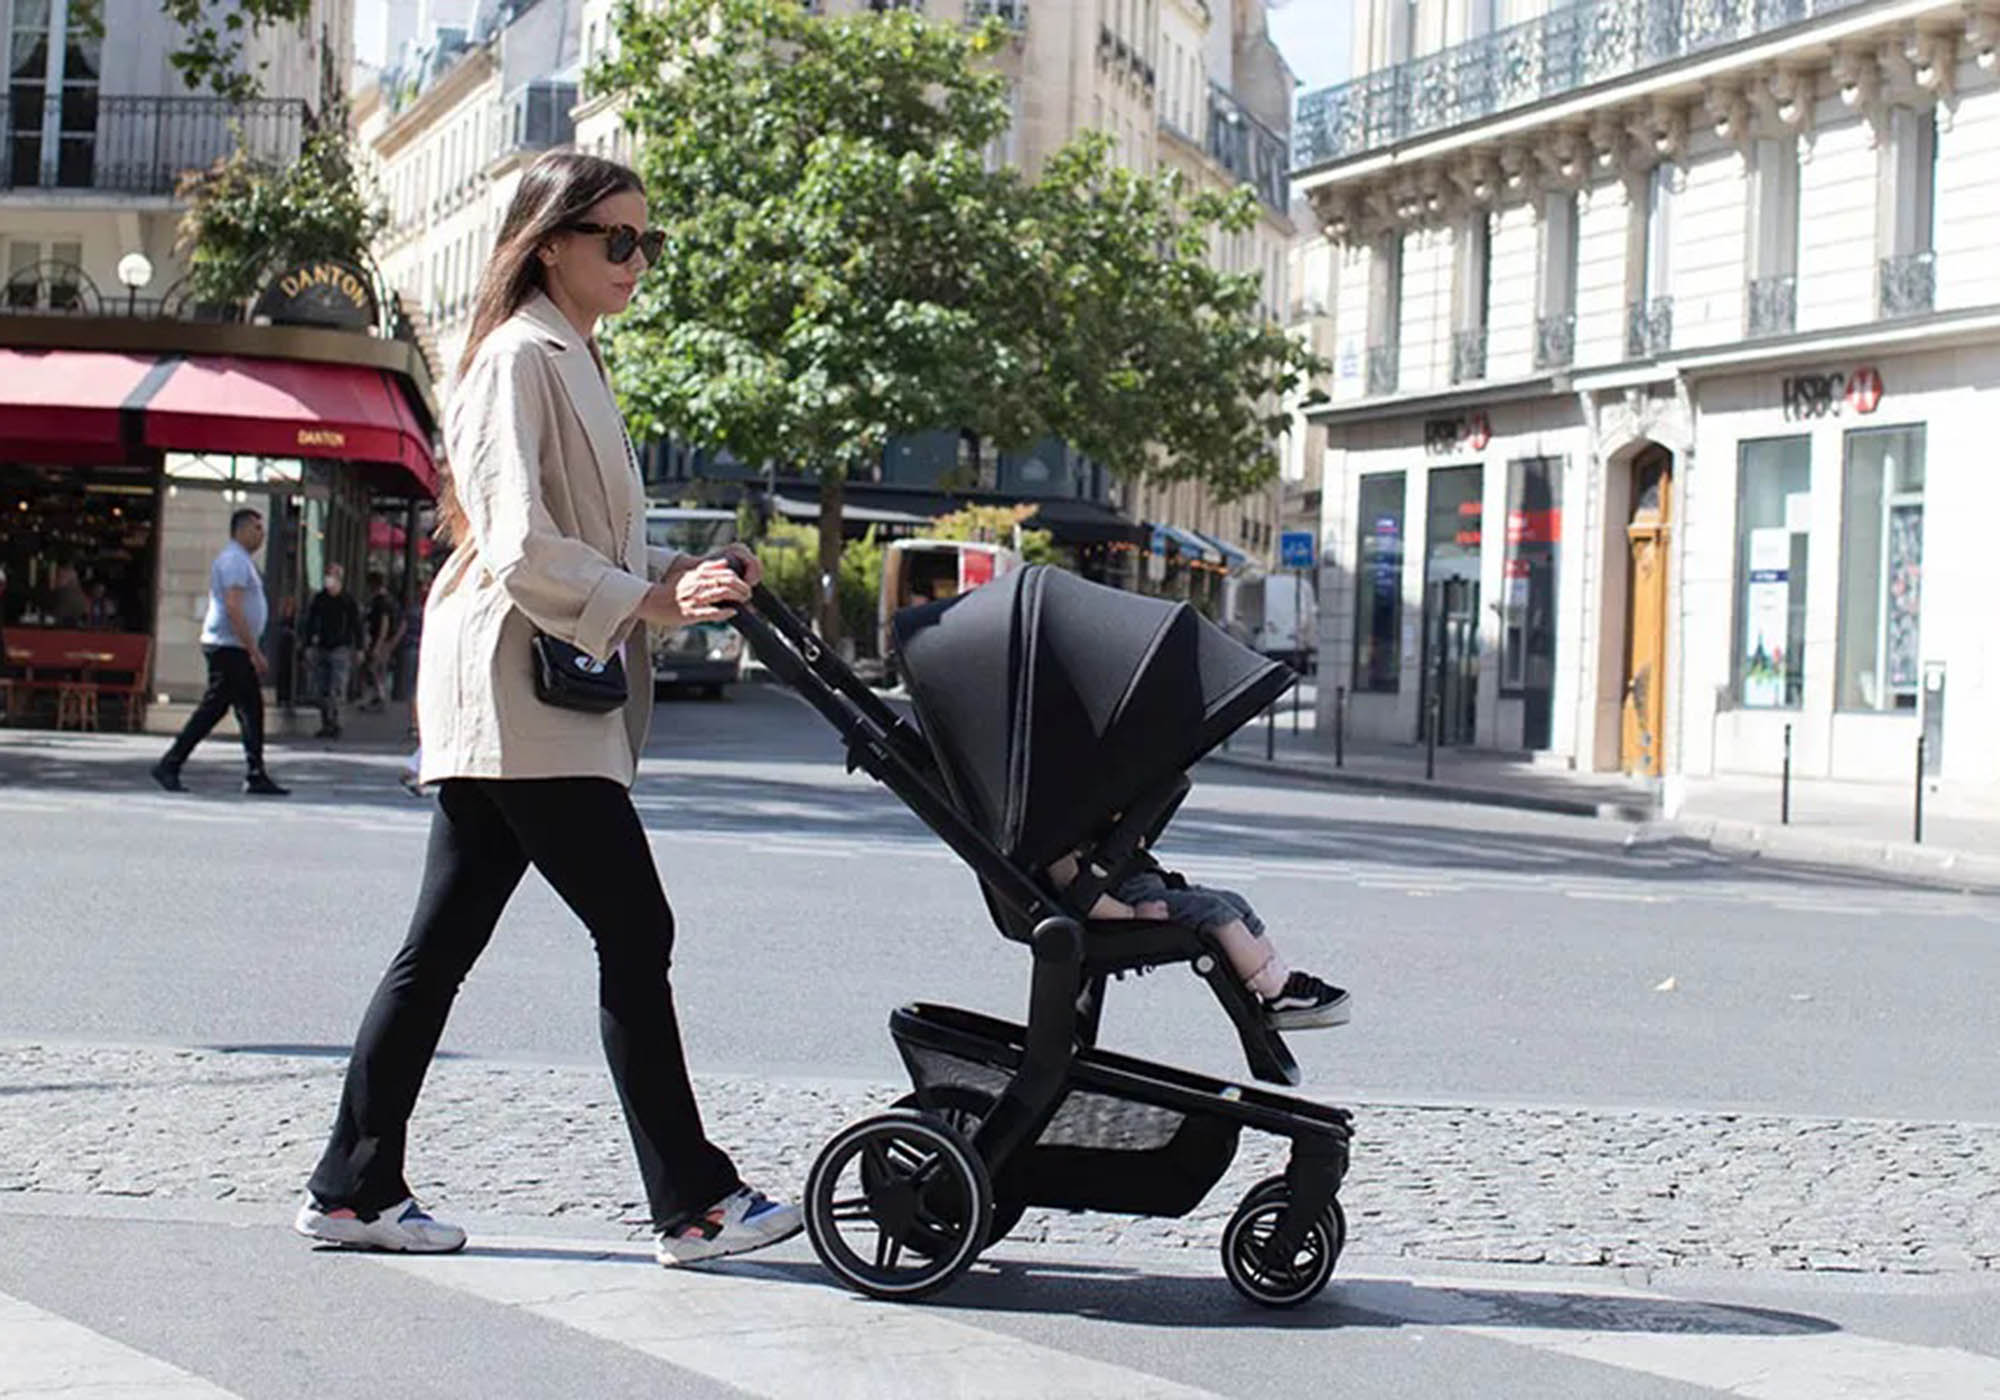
[
  {"xmin": 151, "ymin": 509, "xmax": 288, "ymax": 796},
  {"xmin": 302, "ymin": 562, "xmax": 364, "ymax": 739}
]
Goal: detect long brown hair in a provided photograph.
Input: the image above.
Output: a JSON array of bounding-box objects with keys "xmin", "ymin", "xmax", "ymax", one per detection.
[{"xmin": 437, "ymin": 150, "xmax": 645, "ymax": 545}]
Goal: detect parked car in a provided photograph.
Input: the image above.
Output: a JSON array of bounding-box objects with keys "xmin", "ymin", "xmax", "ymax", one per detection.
[{"xmin": 645, "ymin": 506, "xmax": 744, "ymax": 698}]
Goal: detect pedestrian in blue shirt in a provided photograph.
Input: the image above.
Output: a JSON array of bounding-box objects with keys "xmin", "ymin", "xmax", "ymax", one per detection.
[{"xmin": 151, "ymin": 509, "xmax": 289, "ymax": 796}]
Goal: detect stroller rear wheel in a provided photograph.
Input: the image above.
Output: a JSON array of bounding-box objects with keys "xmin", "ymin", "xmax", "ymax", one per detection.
[
  {"xmin": 805, "ymin": 1108, "xmax": 994, "ymax": 1301},
  {"xmin": 1220, "ymin": 1174, "xmax": 1345, "ymax": 1309},
  {"xmin": 889, "ymin": 1089, "xmax": 1029, "ymax": 1250}
]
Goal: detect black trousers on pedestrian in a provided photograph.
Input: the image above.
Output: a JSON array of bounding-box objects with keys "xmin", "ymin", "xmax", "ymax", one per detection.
[
  {"xmin": 308, "ymin": 777, "xmax": 741, "ymax": 1229},
  {"xmin": 161, "ymin": 645, "xmax": 265, "ymax": 774}
]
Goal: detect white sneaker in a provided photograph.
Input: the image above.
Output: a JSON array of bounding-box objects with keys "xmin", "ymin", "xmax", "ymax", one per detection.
[
  {"xmin": 655, "ymin": 1188, "xmax": 802, "ymax": 1267},
  {"xmin": 294, "ymin": 1196, "xmax": 467, "ymax": 1253}
]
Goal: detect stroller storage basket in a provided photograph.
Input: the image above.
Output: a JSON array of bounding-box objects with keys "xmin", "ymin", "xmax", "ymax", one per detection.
[{"xmin": 892, "ymin": 1003, "xmax": 1348, "ymax": 1219}]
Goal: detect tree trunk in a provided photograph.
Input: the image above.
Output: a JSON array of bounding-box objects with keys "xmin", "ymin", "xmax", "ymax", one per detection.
[{"xmin": 816, "ymin": 468, "xmax": 845, "ymax": 644}]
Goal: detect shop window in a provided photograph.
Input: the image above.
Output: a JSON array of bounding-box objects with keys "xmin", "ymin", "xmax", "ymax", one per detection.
[
  {"xmin": 1352, "ymin": 472, "xmax": 1404, "ymax": 692},
  {"xmin": 1837, "ymin": 425, "xmax": 1924, "ymax": 711},
  {"xmin": 1733, "ymin": 436, "xmax": 1810, "ymax": 709},
  {"xmin": 1500, "ymin": 456, "xmax": 1561, "ymax": 695}
]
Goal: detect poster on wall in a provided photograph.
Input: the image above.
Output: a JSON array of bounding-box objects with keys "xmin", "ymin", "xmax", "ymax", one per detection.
[
  {"xmin": 1741, "ymin": 527, "xmax": 1791, "ymax": 707},
  {"xmin": 1886, "ymin": 504, "xmax": 1923, "ymax": 691}
]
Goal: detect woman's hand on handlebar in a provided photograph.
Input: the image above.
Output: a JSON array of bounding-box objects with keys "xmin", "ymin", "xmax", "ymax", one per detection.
[
  {"xmin": 662, "ymin": 557, "xmax": 752, "ymax": 623},
  {"xmin": 709, "ymin": 543, "xmax": 764, "ymax": 587}
]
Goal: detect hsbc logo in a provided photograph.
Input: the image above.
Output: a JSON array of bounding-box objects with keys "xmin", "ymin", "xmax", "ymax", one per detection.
[{"xmin": 1782, "ymin": 365, "xmax": 1884, "ymax": 420}]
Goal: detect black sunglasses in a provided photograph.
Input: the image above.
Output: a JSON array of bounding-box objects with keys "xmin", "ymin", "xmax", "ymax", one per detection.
[{"xmin": 567, "ymin": 221, "xmax": 666, "ymax": 266}]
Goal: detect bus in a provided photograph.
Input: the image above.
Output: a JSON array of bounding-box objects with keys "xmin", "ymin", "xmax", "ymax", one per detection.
[{"xmin": 644, "ymin": 506, "xmax": 744, "ymax": 698}]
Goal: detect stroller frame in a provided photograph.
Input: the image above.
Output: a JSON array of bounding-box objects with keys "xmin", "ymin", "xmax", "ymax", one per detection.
[{"xmin": 729, "ymin": 581, "xmax": 1354, "ymax": 1306}]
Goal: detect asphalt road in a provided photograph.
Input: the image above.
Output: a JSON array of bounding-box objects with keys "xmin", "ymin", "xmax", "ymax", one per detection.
[{"xmin": 3, "ymin": 683, "xmax": 1998, "ymax": 1121}]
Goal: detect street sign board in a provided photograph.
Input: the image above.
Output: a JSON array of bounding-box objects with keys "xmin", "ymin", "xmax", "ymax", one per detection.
[{"xmin": 1280, "ymin": 530, "xmax": 1315, "ymax": 570}]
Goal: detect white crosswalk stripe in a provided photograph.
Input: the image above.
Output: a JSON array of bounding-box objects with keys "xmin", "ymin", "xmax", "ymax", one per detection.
[
  {"xmin": 0, "ymin": 1289, "xmax": 246, "ymax": 1399},
  {"xmin": 362, "ymin": 1236, "xmax": 1226, "ymax": 1400}
]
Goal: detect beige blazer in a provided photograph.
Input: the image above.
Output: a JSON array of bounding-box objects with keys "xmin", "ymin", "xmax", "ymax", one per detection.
[{"xmin": 417, "ymin": 292, "xmax": 681, "ymax": 787}]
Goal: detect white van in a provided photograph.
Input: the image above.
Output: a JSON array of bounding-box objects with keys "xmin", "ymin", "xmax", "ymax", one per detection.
[{"xmin": 644, "ymin": 506, "xmax": 744, "ymax": 697}]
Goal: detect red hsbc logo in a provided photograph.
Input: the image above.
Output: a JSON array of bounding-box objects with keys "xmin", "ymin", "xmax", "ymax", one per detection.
[
  {"xmin": 1468, "ymin": 411, "xmax": 1492, "ymax": 450},
  {"xmin": 1783, "ymin": 365, "xmax": 1884, "ymax": 420},
  {"xmin": 1845, "ymin": 366, "xmax": 1883, "ymax": 415}
]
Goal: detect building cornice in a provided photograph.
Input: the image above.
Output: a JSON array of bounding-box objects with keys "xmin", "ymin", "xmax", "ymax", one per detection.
[{"xmin": 372, "ymin": 48, "xmax": 498, "ymax": 160}]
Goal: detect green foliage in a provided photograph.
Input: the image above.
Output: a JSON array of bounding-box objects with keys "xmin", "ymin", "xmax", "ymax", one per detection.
[
  {"xmin": 597, "ymin": 0, "xmax": 1325, "ymax": 504},
  {"xmin": 756, "ymin": 520, "xmax": 886, "ymax": 652},
  {"xmin": 924, "ymin": 504, "xmax": 1060, "ymax": 568},
  {"xmin": 175, "ymin": 114, "xmax": 386, "ymax": 307}
]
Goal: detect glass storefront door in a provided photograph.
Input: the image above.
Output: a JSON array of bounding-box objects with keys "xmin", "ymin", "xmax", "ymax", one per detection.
[{"xmin": 1420, "ymin": 464, "xmax": 1483, "ymax": 745}]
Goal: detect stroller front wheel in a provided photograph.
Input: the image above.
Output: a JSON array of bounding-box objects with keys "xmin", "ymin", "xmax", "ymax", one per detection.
[
  {"xmin": 805, "ymin": 1108, "xmax": 994, "ymax": 1301},
  {"xmin": 1220, "ymin": 1175, "xmax": 1345, "ymax": 1309}
]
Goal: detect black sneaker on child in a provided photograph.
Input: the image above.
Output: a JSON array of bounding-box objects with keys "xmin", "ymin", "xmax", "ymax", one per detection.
[{"xmin": 1263, "ymin": 972, "xmax": 1351, "ymax": 1030}]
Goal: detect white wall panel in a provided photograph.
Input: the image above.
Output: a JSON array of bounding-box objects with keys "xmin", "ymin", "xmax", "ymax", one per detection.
[{"xmin": 1935, "ymin": 75, "xmax": 2000, "ymax": 313}]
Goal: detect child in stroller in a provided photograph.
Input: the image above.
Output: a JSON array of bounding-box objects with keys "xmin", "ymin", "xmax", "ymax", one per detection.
[{"xmin": 1048, "ymin": 850, "xmax": 1351, "ymax": 1030}]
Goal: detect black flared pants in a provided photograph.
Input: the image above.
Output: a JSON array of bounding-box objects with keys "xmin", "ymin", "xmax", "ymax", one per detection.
[{"xmin": 308, "ymin": 776, "xmax": 741, "ymax": 1228}]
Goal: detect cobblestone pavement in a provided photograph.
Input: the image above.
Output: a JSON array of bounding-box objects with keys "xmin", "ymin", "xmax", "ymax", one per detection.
[{"xmin": 5, "ymin": 1042, "xmax": 1996, "ymax": 1275}]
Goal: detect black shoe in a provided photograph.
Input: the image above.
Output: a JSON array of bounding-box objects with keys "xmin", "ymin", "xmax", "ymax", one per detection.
[
  {"xmin": 1263, "ymin": 972, "xmax": 1351, "ymax": 1031},
  {"xmin": 244, "ymin": 772, "xmax": 291, "ymax": 797},
  {"xmin": 149, "ymin": 761, "xmax": 186, "ymax": 793},
  {"xmin": 314, "ymin": 724, "xmax": 336, "ymax": 739}
]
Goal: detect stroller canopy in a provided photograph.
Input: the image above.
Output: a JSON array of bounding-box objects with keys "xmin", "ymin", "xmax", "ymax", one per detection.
[{"xmin": 894, "ymin": 565, "xmax": 1294, "ymax": 869}]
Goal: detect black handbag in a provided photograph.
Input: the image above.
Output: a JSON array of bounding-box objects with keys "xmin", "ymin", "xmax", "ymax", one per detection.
[{"xmin": 529, "ymin": 630, "xmax": 629, "ymax": 713}]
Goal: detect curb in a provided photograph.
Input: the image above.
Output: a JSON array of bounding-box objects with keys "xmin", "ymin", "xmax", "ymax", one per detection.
[
  {"xmin": 1201, "ymin": 750, "xmax": 1656, "ymax": 821},
  {"xmin": 1665, "ymin": 813, "xmax": 2000, "ymax": 895}
]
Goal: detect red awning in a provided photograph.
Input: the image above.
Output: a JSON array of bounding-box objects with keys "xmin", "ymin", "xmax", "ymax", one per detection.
[
  {"xmin": 143, "ymin": 355, "xmax": 437, "ymax": 497},
  {"xmin": 0, "ymin": 348, "xmax": 436, "ymax": 497},
  {"xmin": 0, "ymin": 349, "xmax": 163, "ymax": 463}
]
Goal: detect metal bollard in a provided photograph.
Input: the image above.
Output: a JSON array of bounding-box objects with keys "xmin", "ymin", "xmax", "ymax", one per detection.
[
  {"xmin": 1334, "ymin": 685, "xmax": 1346, "ymax": 769},
  {"xmin": 1781, "ymin": 723, "xmax": 1792, "ymax": 826},
  {"xmin": 1266, "ymin": 697, "xmax": 1276, "ymax": 762},
  {"xmin": 1425, "ymin": 695, "xmax": 1439, "ymax": 781},
  {"xmin": 1915, "ymin": 735, "xmax": 1927, "ymax": 845},
  {"xmin": 1292, "ymin": 669, "xmax": 1302, "ymax": 736}
]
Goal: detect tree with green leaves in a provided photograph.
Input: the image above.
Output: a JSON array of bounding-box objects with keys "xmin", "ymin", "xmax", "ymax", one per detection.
[{"xmin": 598, "ymin": 0, "xmax": 1322, "ymax": 641}]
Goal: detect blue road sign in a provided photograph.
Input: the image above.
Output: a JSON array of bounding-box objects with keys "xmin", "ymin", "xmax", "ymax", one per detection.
[{"xmin": 1280, "ymin": 530, "xmax": 1315, "ymax": 570}]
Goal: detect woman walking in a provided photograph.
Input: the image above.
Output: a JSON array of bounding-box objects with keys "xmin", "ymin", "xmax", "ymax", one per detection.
[{"xmin": 297, "ymin": 151, "xmax": 798, "ymax": 1266}]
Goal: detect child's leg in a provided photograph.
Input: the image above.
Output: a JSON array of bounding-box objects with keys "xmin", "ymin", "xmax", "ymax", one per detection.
[{"xmin": 1206, "ymin": 918, "xmax": 1292, "ymax": 999}]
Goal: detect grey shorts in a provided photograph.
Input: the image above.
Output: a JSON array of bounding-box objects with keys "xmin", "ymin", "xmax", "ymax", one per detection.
[{"xmin": 1112, "ymin": 872, "xmax": 1264, "ymax": 937}]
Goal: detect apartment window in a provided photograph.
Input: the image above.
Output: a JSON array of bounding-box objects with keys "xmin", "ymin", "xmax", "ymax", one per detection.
[
  {"xmin": 1452, "ymin": 214, "xmax": 1492, "ymax": 383},
  {"xmin": 1353, "ymin": 473, "xmax": 1405, "ymax": 692},
  {"xmin": 1628, "ymin": 166, "xmax": 1674, "ymax": 357},
  {"xmin": 1836, "ymin": 425, "xmax": 1925, "ymax": 711},
  {"xmin": 1878, "ymin": 107, "xmax": 1938, "ymax": 316},
  {"xmin": 1747, "ymin": 137, "xmax": 1800, "ymax": 336},
  {"xmin": 1734, "ymin": 436, "xmax": 1811, "ymax": 708},
  {"xmin": 1367, "ymin": 233, "xmax": 1403, "ymax": 394},
  {"xmin": 1389, "ymin": 0, "xmax": 1418, "ymax": 61},
  {"xmin": 8, "ymin": 0, "xmax": 99, "ymax": 187},
  {"xmin": 1535, "ymin": 192, "xmax": 1578, "ymax": 368},
  {"xmin": 4, "ymin": 236, "xmax": 81, "ymax": 307}
]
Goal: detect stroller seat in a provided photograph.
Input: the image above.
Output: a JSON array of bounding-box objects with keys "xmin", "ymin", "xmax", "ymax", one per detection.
[{"xmin": 726, "ymin": 563, "xmax": 1352, "ymax": 1308}]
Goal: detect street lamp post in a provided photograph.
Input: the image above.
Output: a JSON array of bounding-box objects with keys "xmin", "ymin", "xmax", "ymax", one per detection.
[{"xmin": 116, "ymin": 252, "xmax": 154, "ymax": 317}]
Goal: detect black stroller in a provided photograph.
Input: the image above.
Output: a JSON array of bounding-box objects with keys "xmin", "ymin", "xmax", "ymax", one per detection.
[{"xmin": 728, "ymin": 563, "xmax": 1354, "ymax": 1307}]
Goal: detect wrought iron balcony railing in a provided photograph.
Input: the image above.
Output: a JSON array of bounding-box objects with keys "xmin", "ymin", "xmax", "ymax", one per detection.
[
  {"xmin": 1294, "ymin": 0, "xmax": 1876, "ymax": 172},
  {"xmin": 966, "ymin": 0, "xmax": 1028, "ymax": 28},
  {"xmin": 1451, "ymin": 325, "xmax": 1488, "ymax": 384},
  {"xmin": 1534, "ymin": 312, "xmax": 1576, "ymax": 369},
  {"xmin": 1747, "ymin": 273, "xmax": 1797, "ymax": 337},
  {"xmin": 0, "ymin": 94, "xmax": 306, "ymax": 195},
  {"xmin": 1366, "ymin": 342, "xmax": 1400, "ymax": 396},
  {"xmin": 1207, "ymin": 82, "xmax": 1289, "ymax": 214},
  {"xmin": 1878, "ymin": 251, "xmax": 1936, "ymax": 318},
  {"xmin": 1626, "ymin": 297, "xmax": 1673, "ymax": 359}
]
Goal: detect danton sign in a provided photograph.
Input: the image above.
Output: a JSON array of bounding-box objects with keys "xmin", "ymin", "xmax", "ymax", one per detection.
[
  {"xmin": 1781, "ymin": 365, "xmax": 1884, "ymax": 421},
  {"xmin": 253, "ymin": 259, "xmax": 380, "ymax": 330}
]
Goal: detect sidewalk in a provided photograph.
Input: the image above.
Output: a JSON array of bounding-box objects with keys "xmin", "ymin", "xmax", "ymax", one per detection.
[
  {"xmin": 1204, "ymin": 712, "xmax": 2000, "ymax": 892},
  {"xmin": 139, "ymin": 693, "xmax": 419, "ymax": 753}
]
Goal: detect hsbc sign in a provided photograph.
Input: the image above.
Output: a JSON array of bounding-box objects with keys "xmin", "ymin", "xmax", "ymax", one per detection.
[{"xmin": 1781, "ymin": 365, "xmax": 1884, "ymax": 421}]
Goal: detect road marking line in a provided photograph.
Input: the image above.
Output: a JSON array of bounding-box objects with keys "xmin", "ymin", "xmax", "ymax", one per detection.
[
  {"xmin": 1337, "ymin": 1271, "xmax": 2000, "ymax": 1400},
  {"xmin": 0, "ymin": 1289, "xmax": 245, "ymax": 1399},
  {"xmin": 365, "ymin": 1236, "xmax": 1223, "ymax": 1400}
]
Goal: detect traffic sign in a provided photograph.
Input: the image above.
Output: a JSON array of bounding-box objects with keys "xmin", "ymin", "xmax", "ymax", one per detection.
[{"xmin": 1280, "ymin": 530, "xmax": 1315, "ymax": 569}]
